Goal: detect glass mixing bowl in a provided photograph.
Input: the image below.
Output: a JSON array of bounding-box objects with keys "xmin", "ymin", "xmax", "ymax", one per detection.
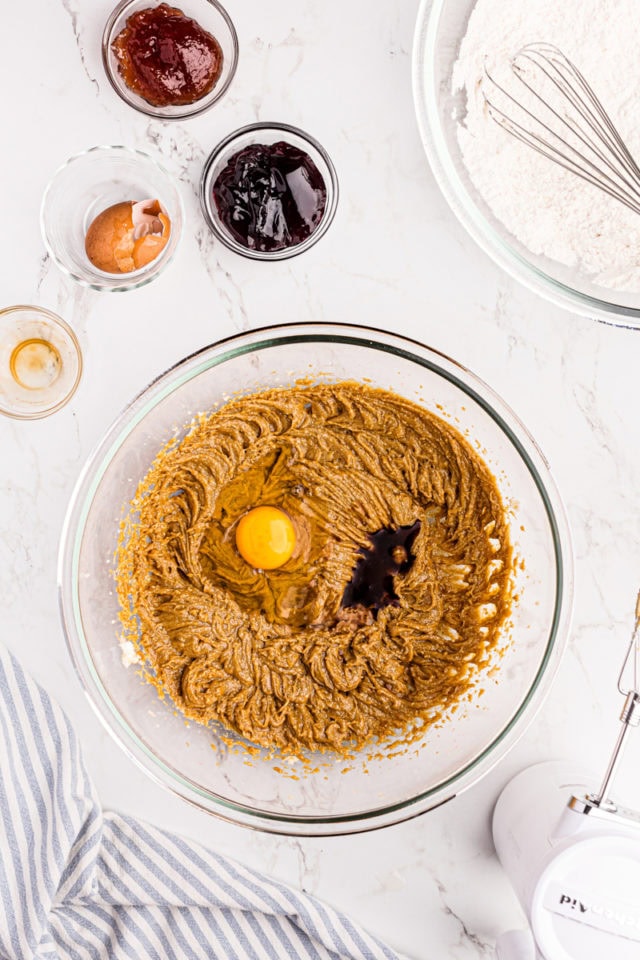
[
  {"xmin": 59, "ymin": 323, "xmax": 572, "ymax": 835},
  {"xmin": 413, "ymin": 0, "xmax": 640, "ymax": 328},
  {"xmin": 0, "ymin": 305, "xmax": 82, "ymax": 419}
]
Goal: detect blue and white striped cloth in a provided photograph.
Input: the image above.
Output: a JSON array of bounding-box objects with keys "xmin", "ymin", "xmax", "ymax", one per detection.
[{"xmin": 0, "ymin": 646, "xmax": 402, "ymax": 960}]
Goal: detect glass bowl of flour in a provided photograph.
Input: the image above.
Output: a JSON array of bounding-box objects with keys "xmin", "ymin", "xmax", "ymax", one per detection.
[{"xmin": 413, "ymin": 0, "xmax": 640, "ymax": 326}]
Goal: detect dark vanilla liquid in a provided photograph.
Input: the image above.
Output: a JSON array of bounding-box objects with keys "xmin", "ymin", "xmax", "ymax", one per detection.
[{"xmin": 341, "ymin": 521, "xmax": 421, "ymax": 616}]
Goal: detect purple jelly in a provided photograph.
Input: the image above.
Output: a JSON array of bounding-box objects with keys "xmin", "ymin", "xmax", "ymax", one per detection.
[
  {"xmin": 341, "ymin": 521, "xmax": 422, "ymax": 618},
  {"xmin": 212, "ymin": 141, "xmax": 327, "ymax": 252}
]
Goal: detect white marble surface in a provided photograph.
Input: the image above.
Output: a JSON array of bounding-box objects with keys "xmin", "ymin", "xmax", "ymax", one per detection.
[{"xmin": 3, "ymin": 1, "xmax": 640, "ymax": 957}]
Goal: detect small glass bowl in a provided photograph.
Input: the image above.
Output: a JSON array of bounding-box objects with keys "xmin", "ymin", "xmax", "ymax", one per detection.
[
  {"xmin": 0, "ymin": 306, "xmax": 82, "ymax": 419},
  {"xmin": 200, "ymin": 122, "xmax": 339, "ymax": 261},
  {"xmin": 102, "ymin": 0, "xmax": 238, "ymax": 120},
  {"xmin": 40, "ymin": 145, "xmax": 183, "ymax": 293}
]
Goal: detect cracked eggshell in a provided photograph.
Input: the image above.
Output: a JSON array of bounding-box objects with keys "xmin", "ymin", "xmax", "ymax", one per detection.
[{"xmin": 85, "ymin": 198, "xmax": 171, "ymax": 274}]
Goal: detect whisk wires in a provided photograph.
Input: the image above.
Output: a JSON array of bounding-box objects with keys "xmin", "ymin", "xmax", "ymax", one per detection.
[{"xmin": 483, "ymin": 42, "xmax": 640, "ymax": 216}]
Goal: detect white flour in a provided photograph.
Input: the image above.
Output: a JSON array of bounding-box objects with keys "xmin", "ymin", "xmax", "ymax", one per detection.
[{"xmin": 452, "ymin": 0, "xmax": 640, "ymax": 292}]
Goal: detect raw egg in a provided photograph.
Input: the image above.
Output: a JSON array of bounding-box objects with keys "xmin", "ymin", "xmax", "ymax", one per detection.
[
  {"xmin": 85, "ymin": 198, "xmax": 170, "ymax": 274},
  {"xmin": 235, "ymin": 506, "xmax": 296, "ymax": 570}
]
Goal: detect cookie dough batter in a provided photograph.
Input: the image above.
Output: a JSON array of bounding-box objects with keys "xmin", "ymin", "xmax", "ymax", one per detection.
[{"xmin": 117, "ymin": 382, "xmax": 513, "ymax": 755}]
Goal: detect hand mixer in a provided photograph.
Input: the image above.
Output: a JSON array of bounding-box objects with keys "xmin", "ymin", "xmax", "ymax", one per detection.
[
  {"xmin": 483, "ymin": 42, "xmax": 640, "ymax": 215},
  {"xmin": 492, "ymin": 593, "xmax": 640, "ymax": 960}
]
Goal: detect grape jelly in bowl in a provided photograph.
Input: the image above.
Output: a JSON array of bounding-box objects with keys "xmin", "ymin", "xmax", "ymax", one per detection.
[{"xmin": 199, "ymin": 122, "xmax": 339, "ymax": 260}]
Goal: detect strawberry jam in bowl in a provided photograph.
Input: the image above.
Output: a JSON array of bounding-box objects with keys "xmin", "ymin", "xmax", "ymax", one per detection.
[{"xmin": 102, "ymin": 0, "xmax": 238, "ymax": 119}]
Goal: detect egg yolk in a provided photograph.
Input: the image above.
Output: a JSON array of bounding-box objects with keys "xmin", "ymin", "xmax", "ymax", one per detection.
[{"xmin": 235, "ymin": 506, "xmax": 296, "ymax": 570}]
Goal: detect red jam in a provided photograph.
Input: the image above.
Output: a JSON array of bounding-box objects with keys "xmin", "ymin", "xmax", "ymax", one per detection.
[
  {"xmin": 212, "ymin": 141, "xmax": 327, "ymax": 252},
  {"xmin": 112, "ymin": 3, "xmax": 223, "ymax": 107}
]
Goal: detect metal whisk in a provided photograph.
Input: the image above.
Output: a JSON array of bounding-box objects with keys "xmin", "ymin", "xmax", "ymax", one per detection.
[{"xmin": 483, "ymin": 42, "xmax": 640, "ymax": 216}]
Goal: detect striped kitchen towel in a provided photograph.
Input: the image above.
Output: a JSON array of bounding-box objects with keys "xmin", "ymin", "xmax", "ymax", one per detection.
[{"xmin": 0, "ymin": 645, "xmax": 402, "ymax": 960}]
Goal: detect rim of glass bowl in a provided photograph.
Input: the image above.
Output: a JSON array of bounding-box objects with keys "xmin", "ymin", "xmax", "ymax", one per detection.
[
  {"xmin": 199, "ymin": 122, "xmax": 340, "ymax": 261},
  {"xmin": 0, "ymin": 305, "xmax": 83, "ymax": 420},
  {"xmin": 40, "ymin": 145, "xmax": 184, "ymax": 293},
  {"xmin": 58, "ymin": 322, "xmax": 573, "ymax": 836},
  {"xmin": 412, "ymin": 0, "xmax": 640, "ymax": 329},
  {"xmin": 102, "ymin": 0, "xmax": 239, "ymax": 120}
]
